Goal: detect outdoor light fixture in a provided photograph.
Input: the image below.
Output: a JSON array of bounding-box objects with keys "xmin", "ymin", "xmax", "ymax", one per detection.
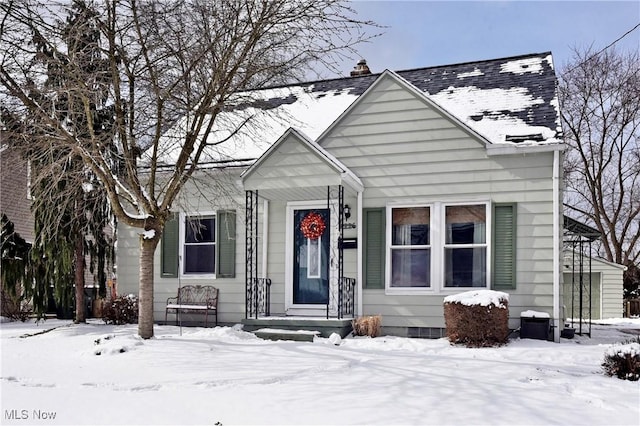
[{"xmin": 343, "ymin": 204, "xmax": 351, "ymax": 221}]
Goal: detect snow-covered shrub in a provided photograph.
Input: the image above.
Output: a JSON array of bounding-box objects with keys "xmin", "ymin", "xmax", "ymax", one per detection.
[
  {"xmin": 602, "ymin": 337, "xmax": 640, "ymax": 381},
  {"xmin": 102, "ymin": 294, "xmax": 138, "ymax": 325},
  {"xmin": 444, "ymin": 290, "xmax": 510, "ymax": 347},
  {"xmin": 352, "ymin": 315, "xmax": 382, "ymax": 337}
]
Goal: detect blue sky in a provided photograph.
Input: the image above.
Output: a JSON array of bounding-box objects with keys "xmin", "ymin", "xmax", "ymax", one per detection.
[{"xmin": 336, "ymin": 0, "xmax": 640, "ymax": 75}]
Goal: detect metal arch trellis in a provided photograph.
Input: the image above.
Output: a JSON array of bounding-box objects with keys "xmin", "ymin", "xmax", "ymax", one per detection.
[
  {"xmin": 325, "ymin": 185, "xmax": 344, "ymax": 319},
  {"xmin": 563, "ymin": 216, "xmax": 601, "ymax": 337},
  {"xmin": 245, "ymin": 190, "xmax": 271, "ymax": 319}
]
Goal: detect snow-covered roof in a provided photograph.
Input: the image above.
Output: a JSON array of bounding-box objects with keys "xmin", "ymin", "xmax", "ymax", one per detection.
[{"xmin": 152, "ymin": 52, "xmax": 563, "ymax": 167}]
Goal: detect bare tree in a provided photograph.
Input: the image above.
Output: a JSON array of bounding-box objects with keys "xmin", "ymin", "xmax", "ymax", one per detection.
[
  {"xmin": 0, "ymin": 0, "xmax": 376, "ymax": 338},
  {"xmin": 559, "ymin": 47, "xmax": 640, "ymax": 295}
]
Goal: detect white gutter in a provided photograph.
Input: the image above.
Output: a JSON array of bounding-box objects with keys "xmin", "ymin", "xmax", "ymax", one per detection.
[
  {"xmin": 261, "ymin": 199, "xmax": 269, "ymax": 279},
  {"xmin": 552, "ymin": 150, "xmax": 561, "ymax": 342},
  {"xmin": 357, "ymin": 190, "xmax": 363, "ymax": 317}
]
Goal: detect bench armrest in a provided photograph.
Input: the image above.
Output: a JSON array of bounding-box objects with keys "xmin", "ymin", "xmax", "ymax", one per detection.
[{"xmin": 166, "ymin": 296, "xmax": 179, "ymax": 305}]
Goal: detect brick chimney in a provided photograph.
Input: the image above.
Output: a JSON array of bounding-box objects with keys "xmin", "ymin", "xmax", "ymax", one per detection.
[{"xmin": 350, "ymin": 59, "xmax": 371, "ymax": 77}]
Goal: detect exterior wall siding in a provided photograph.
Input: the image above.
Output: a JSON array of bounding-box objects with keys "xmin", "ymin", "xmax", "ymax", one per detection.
[
  {"xmin": 116, "ymin": 170, "xmax": 250, "ymax": 326},
  {"xmin": 320, "ymin": 76, "xmax": 557, "ymax": 330},
  {"xmin": 116, "ymin": 74, "xmax": 562, "ymax": 334}
]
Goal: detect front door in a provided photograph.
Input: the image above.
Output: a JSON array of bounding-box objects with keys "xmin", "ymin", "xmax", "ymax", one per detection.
[{"xmin": 293, "ymin": 208, "xmax": 330, "ymax": 305}]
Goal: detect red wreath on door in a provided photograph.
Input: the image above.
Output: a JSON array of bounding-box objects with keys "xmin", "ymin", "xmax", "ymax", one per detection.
[{"xmin": 300, "ymin": 212, "xmax": 326, "ymax": 240}]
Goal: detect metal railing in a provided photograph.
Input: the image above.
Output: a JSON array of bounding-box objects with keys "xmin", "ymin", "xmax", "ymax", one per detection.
[
  {"xmin": 336, "ymin": 277, "xmax": 356, "ymax": 319},
  {"xmin": 246, "ymin": 277, "xmax": 271, "ymax": 319}
]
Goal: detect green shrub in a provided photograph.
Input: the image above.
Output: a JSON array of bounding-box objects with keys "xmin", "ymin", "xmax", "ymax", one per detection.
[
  {"xmin": 102, "ymin": 295, "xmax": 138, "ymax": 325},
  {"xmin": 602, "ymin": 337, "xmax": 640, "ymax": 381}
]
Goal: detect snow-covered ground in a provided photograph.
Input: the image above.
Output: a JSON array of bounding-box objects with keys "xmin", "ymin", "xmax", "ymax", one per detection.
[{"xmin": 1, "ymin": 318, "xmax": 639, "ymax": 425}]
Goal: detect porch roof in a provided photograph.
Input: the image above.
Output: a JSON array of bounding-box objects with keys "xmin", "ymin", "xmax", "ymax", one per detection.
[{"xmin": 241, "ymin": 128, "xmax": 363, "ymax": 200}]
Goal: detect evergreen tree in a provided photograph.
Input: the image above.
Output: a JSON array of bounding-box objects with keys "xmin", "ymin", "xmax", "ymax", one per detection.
[{"xmin": 26, "ymin": 0, "xmax": 115, "ymax": 321}]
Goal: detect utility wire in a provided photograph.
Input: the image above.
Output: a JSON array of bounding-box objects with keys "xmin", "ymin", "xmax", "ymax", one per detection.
[{"xmin": 564, "ymin": 21, "xmax": 640, "ymax": 74}]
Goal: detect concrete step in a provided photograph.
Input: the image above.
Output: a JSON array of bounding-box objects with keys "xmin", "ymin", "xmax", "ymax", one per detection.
[{"xmin": 253, "ymin": 328, "xmax": 321, "ymax": 342}]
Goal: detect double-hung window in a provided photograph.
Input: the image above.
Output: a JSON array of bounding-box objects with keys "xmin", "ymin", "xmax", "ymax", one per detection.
[
  {"xmin": 389, "ymin": 206, "xmax": 431, "ymax": 288},
  {"xmin": 161, "ymin": 210, "xmax": 236, "ymax": 279},
  {"xmin": 184, "ymin": 215, "xmax": 216, "ymax": 275},
  {"xmin": 444, "ymin": 204, "xmax": 487, "ymax": 287},
  {"xmin": 386, "ymin": 202, "xmax": 489, "ymax": 292}
]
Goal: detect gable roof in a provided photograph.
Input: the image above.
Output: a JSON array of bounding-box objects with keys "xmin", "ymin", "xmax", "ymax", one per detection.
[
  {"xmin": 241, "ymin": 127, "xmax": 363, "ymax": 193},
  {"xmin": 153, "ymin": 52, "xmax": 563, "ymax": 167}
]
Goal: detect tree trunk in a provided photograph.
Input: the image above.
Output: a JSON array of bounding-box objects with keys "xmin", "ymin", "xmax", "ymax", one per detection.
[
  {"xmin": 74, "ymin": 234, "xmax": 86, "ymax": 323},
  {"xmin": 138, "ymin": 235, "xmax": 160, "ymax": 339}
]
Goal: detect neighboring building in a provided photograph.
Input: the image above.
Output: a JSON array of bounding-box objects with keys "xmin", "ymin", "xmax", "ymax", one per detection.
[
  {"xmin": 563, "ymin": 250, "xmax": 626, "ymax": 321},
  {"xmin": 0, "ymin": 146, "xmax": 34, "ymax": 243},
  {"xmin": 117, "ymin": 52, "xmax": 571, "ymax": 341}
]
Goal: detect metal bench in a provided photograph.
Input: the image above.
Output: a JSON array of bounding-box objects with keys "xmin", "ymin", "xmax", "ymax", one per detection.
[{"xmin": 165, "ymin": 285, "xmax": 219, "ymax": 327}]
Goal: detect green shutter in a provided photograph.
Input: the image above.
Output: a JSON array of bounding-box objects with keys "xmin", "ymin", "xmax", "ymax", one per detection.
[
  {"xmin": 363, "ymin": 208, "xmax": 386, "ymax": 289},
  {"xmin": 216, "ymin": 210, "xmax": 236, "ymax": 278},
  {"xmin": 492, "ymin": 203, "xmax": 517, "ymax": 290},
  {"xmin": 161, "ymin": 213, "xmax": 179, "ymax": 278}
]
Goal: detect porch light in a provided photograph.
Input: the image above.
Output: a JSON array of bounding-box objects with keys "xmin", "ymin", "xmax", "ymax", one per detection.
[{"xmin": 343, "ymin": 204, "xmax": 351, "ymax": 221}]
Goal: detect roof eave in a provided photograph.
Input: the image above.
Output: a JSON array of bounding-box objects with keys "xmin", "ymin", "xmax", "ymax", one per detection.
[{"xmin": 486, "ymin": 142, "xmax": 567, "ymax": 156}]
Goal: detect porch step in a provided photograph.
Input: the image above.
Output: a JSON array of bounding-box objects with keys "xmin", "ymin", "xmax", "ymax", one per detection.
[
  {"xmin": 242, "ymin": 317, "xmax": 353, "ymax": 338},
  {"xmin": 253, "ymin": 328, "xmax": 320, "ymax": 342}
]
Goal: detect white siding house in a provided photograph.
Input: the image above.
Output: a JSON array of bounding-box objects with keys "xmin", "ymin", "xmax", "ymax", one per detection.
[{"xmin": 117, "ymin": 52, "xmax": 570, "ymax": 341}]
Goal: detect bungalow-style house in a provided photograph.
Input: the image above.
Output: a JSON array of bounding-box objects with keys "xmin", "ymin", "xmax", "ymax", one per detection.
[{"xmin": 117, "ymin": 52, "xmax": 571, "ymax": 341}]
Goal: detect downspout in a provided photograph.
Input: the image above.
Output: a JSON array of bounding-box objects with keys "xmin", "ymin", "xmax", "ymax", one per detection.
[
  {"xmin": 357, "ymin": 190, "xmax": 363, "ymax": 316},
  {"xmin": 553, "ymin": 150, "xmax": 561, "ymax": 342},
  {"xmin": 261, "ymin": 199, "xmax": 269, "ymax": 279}
]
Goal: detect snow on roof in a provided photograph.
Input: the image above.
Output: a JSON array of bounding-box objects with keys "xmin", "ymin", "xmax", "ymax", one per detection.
[
  {"xmin": 443, "ymin": 289, "xmax": 509, "ymax": 308},
  {"xmin": 153, "ymin": 52, "xmax": 562, "ymax": 166}
]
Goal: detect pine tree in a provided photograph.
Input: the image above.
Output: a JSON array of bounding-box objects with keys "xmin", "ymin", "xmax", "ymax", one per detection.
[{"xmin": 27, "ymin": 0, "xmax": 115, "ymax": 322}]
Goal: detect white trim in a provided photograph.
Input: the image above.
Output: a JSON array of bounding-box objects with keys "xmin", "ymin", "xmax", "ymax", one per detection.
[
  {"xmin": 356, "ymin": 190, "xmax": 363, "ymax": 316},
  {"xmin": 284, "ymin": 200, "xmax": 337, "ymax": 314},
  {"xmin": 315, "ymin": 70, "xmax": 493, "ymax": 149},
  {"xmin": 384, "ymin": 200, "xmax": 491, "ymax": 295},
  {"xmin": 306, "ymin": 237, "xmax": 322, "ymax": 278},
  {"xmin": 486, "ymin": 143, "xmax": 567, "ymax": 156},
  {"xmin": 385, "ymin": 203, "xmax": 434, "ymax": 295},
  {"xmin": 241, "ymin": 127, "xmax": 363, "ymax": 193},
  {"xmin": 261, "ymin": 199, "xmax": 269, "ymax": 278},
  {"xmin": 553, "ymin": 150, "xmax": 561, "ymax": 342},
  {"xmin": 179, "ymin": 211, "xmax": 217, "ymax": 279}
]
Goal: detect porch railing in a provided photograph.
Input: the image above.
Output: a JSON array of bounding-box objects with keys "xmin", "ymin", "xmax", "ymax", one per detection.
[
  {"xmin": 333, "ymin": 276, "xmax": 356, "ymax": 319},
  {"xmin": 246, "ymin": 277, "xmax": 271, "ymax": 319}
]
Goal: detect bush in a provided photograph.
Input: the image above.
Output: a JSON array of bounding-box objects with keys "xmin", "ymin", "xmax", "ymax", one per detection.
[
  {"xmin": 352, "ymin": 315, "xmax": 381, "ymax": 337},
  {"xmin": 444, "ymin": 290, "xmax": 510, "ymax": 348},
  {"xmin": 0, "ymin": 287, "xmax": 32, "ymax": 322},
  {"xmin": 602, "ymin": 337, "xmax": 640, "ymax": 381},
  {"xmin": 102, "ymin": 295, "xmax": 138, "ymax": 325}
]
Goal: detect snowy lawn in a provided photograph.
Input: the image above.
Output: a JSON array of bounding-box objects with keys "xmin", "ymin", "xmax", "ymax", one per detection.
[{"xmin": 1, "ymin": 318, "xmax": 639, "ymax": 425}]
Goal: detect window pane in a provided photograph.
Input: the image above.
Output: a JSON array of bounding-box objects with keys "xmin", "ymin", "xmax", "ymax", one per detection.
[
  {"xmin": 446, "ymin": 205, "xmax": 486, "ymax": 244},
  {"xmin": 392, "ymin": 207, "xmax": 429, "ymax": 245},
  {"xmin": 391, "ymin": 248, "xmax": 430, "ymax": 287},
  {"xmin": 186, "ymin": 217, "xmax": 215, "ymax": 243},
  {"xmin": 444, "ymin": 247, "xmax": 486, "ymax": 287},
  {"xmin": 184, "ymin": 245, "xmax": 215, "ymax": 274}
]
